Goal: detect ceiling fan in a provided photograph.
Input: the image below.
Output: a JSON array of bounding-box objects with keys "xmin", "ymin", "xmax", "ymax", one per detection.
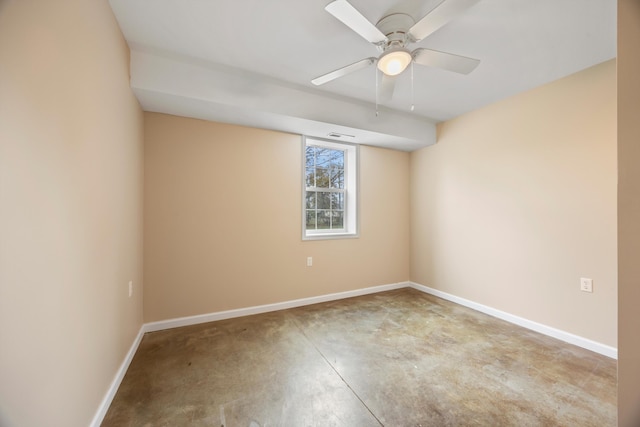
[{"xmin": 312, "ymin": 0, "xmax": 481, "ymax": 100}]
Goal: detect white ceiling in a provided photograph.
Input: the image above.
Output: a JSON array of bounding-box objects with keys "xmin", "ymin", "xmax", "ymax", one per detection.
[{"xmin": 109, "ymin": 0, "xmax": 616, "ymax": 151}]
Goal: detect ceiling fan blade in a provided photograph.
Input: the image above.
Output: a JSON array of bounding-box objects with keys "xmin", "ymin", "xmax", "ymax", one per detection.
[
  {"xmin": 412, "ymin": 48, "xmax": 480, "ymax": 74},
  {"xmin": 408, "ymin": 0, "xmax": 481, "ymax": 42},
  {"xmin": 379, "ymin": 74, "xmax": 396, "ymax": 102},
  {"xmin": 311, "ymin": 57, "xmax": 376, "ymax": 86},
  {"xmin": 325, "ymin": 0, "xmax": 388, "ymax": 44}
]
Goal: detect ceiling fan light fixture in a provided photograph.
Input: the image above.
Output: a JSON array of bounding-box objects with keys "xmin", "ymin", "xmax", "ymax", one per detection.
[{"xmin": 377, "ymin": 48, "xmax": 412, "ymax": 76}]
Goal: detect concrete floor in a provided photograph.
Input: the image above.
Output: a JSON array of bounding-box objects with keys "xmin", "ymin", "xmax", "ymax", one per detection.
[{"xmin": 102, "ymin": 288, "xmax": 616, "ymax": 426}]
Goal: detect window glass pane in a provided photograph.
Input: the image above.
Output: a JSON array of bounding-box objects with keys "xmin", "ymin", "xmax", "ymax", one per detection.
[
  {"xmin": 332, "ymin": 211, "xmax": 344, "ymax": 229},
  {"xmin": 315, "ymin": 167, "xmax": 329, "ymax": 188},
  {"xmin": 306, "ymin": 210, "xmax": 316, "ymax": 229},
  {"xmin": 306, "ymin": 167, "xmax": 315, "ymax": 187},
  {"xmin": 317, "ymin": 192, "xmax": 330, "ymax": 209},
  {"xmin": 329, "ymin": 149, "xmax": 344, "ymax": 169},
  {"xmin": 306, "ymin": 192, "xmax": 316, "ymax": 209},
  {"xmin": 317, "ymin": 210, "xmax": 331, "ymax": 229},
  {"xmin": 330, "ymin": 167, "xmax": 344, "ymax": 189},
  {"xmin": 305, "ymin": 146, "xmax": 316, "ymax": 167},
  {"xmin": 331, "ymin": 193, "xmax": 344, "ymax": 210},
  {"xmin": 316, "ymin": 148, "xmax": 332, "ymax": 169}
]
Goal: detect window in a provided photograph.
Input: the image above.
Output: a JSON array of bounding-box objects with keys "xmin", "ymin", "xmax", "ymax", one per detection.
[{"xmin": 303, "ymin": 137, "xmax": 358, "ymax": 240}]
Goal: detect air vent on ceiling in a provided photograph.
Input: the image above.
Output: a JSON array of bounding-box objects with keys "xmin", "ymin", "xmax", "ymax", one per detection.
[{"xmin": 327, "ymin": 132, "xmax": 355, "ymax": 139}]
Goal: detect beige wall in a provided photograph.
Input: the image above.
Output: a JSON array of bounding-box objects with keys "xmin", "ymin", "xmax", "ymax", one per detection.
[
  {"xmin": 144, "ymin": 113, "xmax": 410, "ymax": 322},
  {"xmin": 617, "ymin": 0, "xmax": 640, "ymax": 424},
  {"xmin": 410, "ymin": 60, "xmax": 617, "ymax": 347},
  {"xmin": 0, "ymin": 1, "xmax": 144, "ymax": 426}
]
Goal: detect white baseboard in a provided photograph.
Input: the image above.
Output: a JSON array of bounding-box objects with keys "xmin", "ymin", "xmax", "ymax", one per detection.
[
  {"xmin": 144, "ymin": 281, "xmax": 410, "ymax": 333},
  {"xmin": 408, "ymin": 281, "xmax": 617, "ymax": 359},
  {"xmin": 90, "ymin": 326, "xmax": 145, "ymax": 427}
]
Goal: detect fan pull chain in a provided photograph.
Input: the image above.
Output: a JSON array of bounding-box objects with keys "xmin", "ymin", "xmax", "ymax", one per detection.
[{"xmin": 411, "ymin": 62, "xmax": 415, "ymax": 112}]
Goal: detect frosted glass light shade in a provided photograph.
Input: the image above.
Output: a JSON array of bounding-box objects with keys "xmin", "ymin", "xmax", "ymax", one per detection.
[{"xmin": 377, "ymin": 49, "xmax": 412, "ymax": 76}]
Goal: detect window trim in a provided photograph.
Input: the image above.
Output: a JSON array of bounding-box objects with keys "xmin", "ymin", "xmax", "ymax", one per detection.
[{"xmin": 302, "ymin": 137, "xmax": 359, "ymax": 241}]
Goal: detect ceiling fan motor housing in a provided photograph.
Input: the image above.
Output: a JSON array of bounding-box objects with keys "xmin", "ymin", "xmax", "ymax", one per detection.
[{"xmin": 375, "ymin": 13, "xmax": 415, "ymax": 52}]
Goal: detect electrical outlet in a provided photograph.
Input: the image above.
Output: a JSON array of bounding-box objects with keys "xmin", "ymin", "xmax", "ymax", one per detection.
[
  {"xmin": 307, "ymin": 257, "xmax": 313, "ymax": 267},
  {"xmin": 128, "ymin": 281, "xmax": 133, "ymax": 298},
  {"xmin": 580, "ymin": 278, "xmax": 593, "ymax": 293}
]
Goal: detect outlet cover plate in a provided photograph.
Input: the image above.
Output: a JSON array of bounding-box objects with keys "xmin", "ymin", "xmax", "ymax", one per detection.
[{"xmin": 580, "ymin": 278, "xmax": 593, "ymax": 293}]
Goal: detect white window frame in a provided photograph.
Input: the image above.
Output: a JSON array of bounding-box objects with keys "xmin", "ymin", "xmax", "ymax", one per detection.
[{"xmin": 302, "ymin": 137, "xmax": 359, "ymax": 240}]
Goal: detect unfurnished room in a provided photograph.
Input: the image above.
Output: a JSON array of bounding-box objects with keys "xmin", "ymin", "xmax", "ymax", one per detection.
[{"xmin": 1, "ymin": 0, "xmax": 640, "ymax": 426}]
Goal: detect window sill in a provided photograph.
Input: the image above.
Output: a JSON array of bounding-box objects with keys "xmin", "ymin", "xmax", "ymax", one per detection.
[{"xmin": 303, "ymin": 232, "xmax": 359, "ymax": 241}]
